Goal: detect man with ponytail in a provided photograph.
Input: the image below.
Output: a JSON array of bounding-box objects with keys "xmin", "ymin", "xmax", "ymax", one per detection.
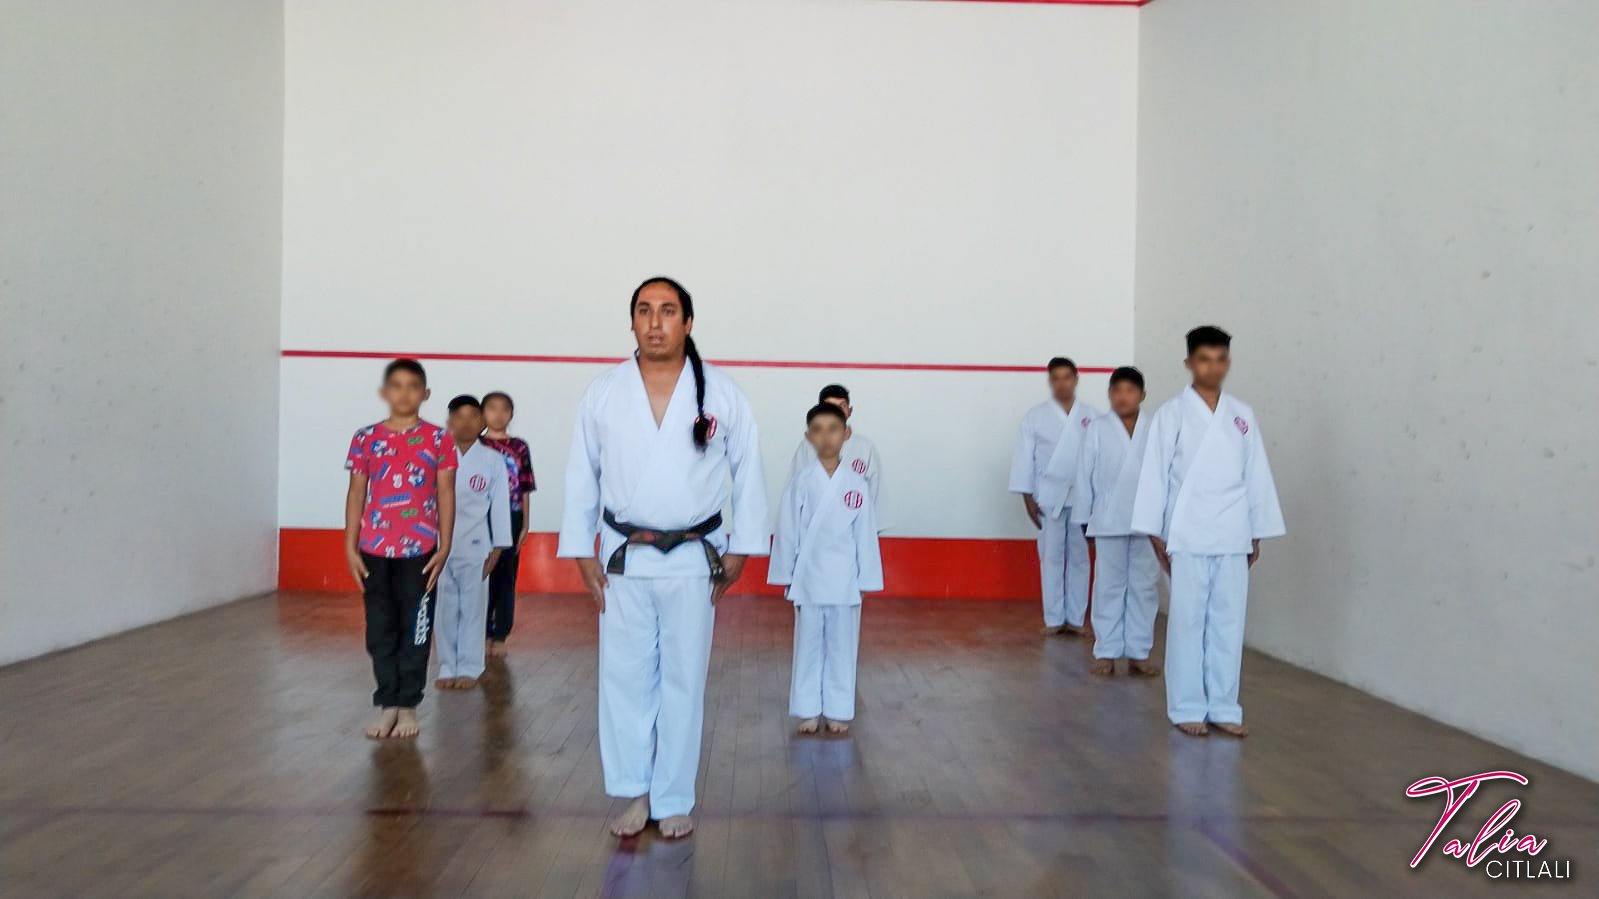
[{"xmin": 558, "ymin": 277, "xmax": 769, "ymax": 840}]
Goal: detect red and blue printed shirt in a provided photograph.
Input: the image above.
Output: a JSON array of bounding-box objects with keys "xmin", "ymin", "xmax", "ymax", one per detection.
[
  {"xmin": 346, "ymin": 420, "xmax": 457, "ymax": 558},
  {"xmin": 480, "ymin": 435, "xmax": 536, "ymax": 512}
]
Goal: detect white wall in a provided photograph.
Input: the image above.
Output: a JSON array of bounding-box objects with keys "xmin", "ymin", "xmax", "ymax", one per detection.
[
  {"xmin": 279, "ymin": 0, "xmax": 1139, "ymax": 538},
  {"xmin": 1136, "ymin": 0, "xmax": 1599, "ymax": 779},
  {"xmin": 0, "ymin": 1, "xmax": 284, "ymax": 664}
]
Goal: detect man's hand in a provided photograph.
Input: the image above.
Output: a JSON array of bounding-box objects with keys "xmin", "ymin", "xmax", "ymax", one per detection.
[
  {"xmin": 712, "ymin": 554, "xmax": 748, "ymax": 606},
  {"xmin": 345, "ymin": 545, "xmax": 369, "ymax": 592},
  {"xmin": 577, "ymin": 557, "xmax": 608, "ymax": 612},
  {"xmin": 1248, "ymin": 539, "xmax": 1261, "ymax": 568},
  {"xmin": 483, "ymin": 549, "xmax": 503, "ymax": 580},
  {"xmin": 1023, "ymin": 495, "xmax": 1043, "ymax": 530},
  {"xmin": 423, "ymin": 546, "xmax": 449, "ymax": 593},
  {"xmin": 1150, "ymin": 536, "xmax": 1171, "ymax": 576}
]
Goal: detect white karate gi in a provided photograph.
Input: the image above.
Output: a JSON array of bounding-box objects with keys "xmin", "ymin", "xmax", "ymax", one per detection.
[
  {"xmin": 769, "ymin": 461, "xmax": 883, "ymax": 721},
  {"xmin": 791, "ymin": 430, "xmax": 885, "ymax": 531},
  {"xmin": 1130, "ymin": 387, "xmax": 1286, "ymax": 725},
  {"xmin": 438, "ymin": 440, "xmax": 512, "ymax": 680},
  {"xmin": 1072, "ymin": 412, "xmax": 1160, "ymax": 661},
  {"xmin": 1008, "ymin": 398, "xmax": 1100, "ymax": 628},
  {"xmin": 558, "ymin": 356, "xmax": 768, "ymax": 818}
]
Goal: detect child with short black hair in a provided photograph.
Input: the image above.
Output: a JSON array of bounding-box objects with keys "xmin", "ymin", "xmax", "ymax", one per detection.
[
  {"xmin": 344, "ymin": 358, "xmax": 456, "ymax": 739},
  {"xmin": 435, "ymin": 395, "xmax": 511, "ymax": 691},
  {"xmin": 770, "ymin": 402, "xmax": 883, "ymax": 735},
  {"xmin": 479, "ymin": 391, "xmax": 535, "ymax": 657}
]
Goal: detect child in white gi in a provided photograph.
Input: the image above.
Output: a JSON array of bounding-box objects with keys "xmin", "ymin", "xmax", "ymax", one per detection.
[
  {"xmin": 1131, "ymin": 326, "xmax": 1286, "ymax": 738},
  {"xmin": 436, "ymin": 395, "xmax": 511, "ymax": 690},
  {"xmin": 1073, "ymin": 366, "xmax": 1161, "ymax": 678},
  {"xmin": 770, "ymin": 402, "xmax": 884, "ymax": 735}
]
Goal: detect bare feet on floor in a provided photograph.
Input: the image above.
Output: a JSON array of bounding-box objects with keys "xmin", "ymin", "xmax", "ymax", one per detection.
[
  {"xmin": 1211, "ymin": 721, "xmax": 1249, "ymax": 738},
  {"xmin": 659, "ymin": 815, "xmax": 695, "ymax": 839},
  {"xmin": 365, "ymin": 707, "xmax": 398, "ymax": 739},
  {"xmin": 1061, "ymin": 624, "xmax": 1085, "ymax": 638},
  {"xmin": 435, "ymin": 677, "xmax": 454, "ymax": 690},
  {"xmin": 825, "ymin": 720, "xmax": 850, "ymax": 735},
  {"xmin": 391, "ymin": 708, "xmax": 420, "ymax": 739},
  {"xmin": 1175, "ymin": 721, "xmax": 1209, "ymax": 737},
  {"xmin": 487, "ymin": 640, "xmax": 508, "ymax": 657},
  {"xmin": 1090, "ymin": 659, "xmax": 1115, "ymax": 677},
  {"xmin": 797, "ymin": 717, "xmax": 820, "ymax": 734},
  {"xmin": 609, "ymin": 796, "xmax": 650, "ymax": 838},
  {"xmin": 456, "ymin": 677, "xmax": 478, "ymax": 689},
  {"xmin": 1039, "ymin": 624, "xmax": 1066, "ymax": 636},
  {"xmin": 1128, "ymin": 659, "xmax": 1162, "ymax": 677}
]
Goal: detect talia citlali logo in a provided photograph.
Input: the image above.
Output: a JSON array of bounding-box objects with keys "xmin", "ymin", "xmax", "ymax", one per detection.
[{"xmin": 1406, "ymin": 770, "xmax": 1573, "ymax": 881}]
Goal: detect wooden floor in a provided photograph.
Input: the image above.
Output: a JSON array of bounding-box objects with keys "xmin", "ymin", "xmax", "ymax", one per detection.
[{"xmin": 1, "ymin": 594, "xmax": 1594, "ymax": 898}]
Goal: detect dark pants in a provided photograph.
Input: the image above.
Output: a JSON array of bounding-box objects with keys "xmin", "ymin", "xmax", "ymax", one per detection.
[
  {"xmin": 361, "ymin": 551, "xmax": 436, "ymax": 708},
  {"xmin": 486, "ymin": 510, "xmax": 523, "ymax": 640}
]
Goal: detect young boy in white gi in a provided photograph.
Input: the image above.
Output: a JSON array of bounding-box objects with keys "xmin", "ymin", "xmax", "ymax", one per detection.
[
  {"xmin": 1131, "ymin": 326, "xmax": 1286, "ymax": 738},
  {"xmin": 1008, "ymin": 357, "xmax": 1099, "ymax": 635},
  {"xmin": 1072, "ymin": 367, "xmax": 1160, "ymax": 678},
  {"xmin": 770, "ymin": 402, "xmax": 884, "ymax": 735},
  {"xmin": 435, "ymin": 395, "xmax": 511, "ymax": 690},
  {"xmin": 789, "ymin": 384, "xmax": 885, "ymax": 529},
  {"xmin": 559, "ymin": 277, "xmax": 767, "ymax": 840}
]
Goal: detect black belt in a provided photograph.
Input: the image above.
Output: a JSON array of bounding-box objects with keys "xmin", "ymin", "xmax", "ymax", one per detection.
[{"xmin": 602, "ymin": 509, "xmax": 725, "ymax": 579}]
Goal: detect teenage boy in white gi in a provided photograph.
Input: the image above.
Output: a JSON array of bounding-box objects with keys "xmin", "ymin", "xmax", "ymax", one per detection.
[
  {"xmin": 1008, "ymin": 357, "xmax": 1099, "ymax": 635},
  {"xmin": 1131, "ymin": 326, "xmax": 1286, "ymax": 738},
  {"xmin": 435, "ymin": 395, "xmax": 511, "ymax": 691},
  {"xmin": 770, "ymin": 402, "xmax": 883, "ymax": 736},
  {"xmin": 1072, "ymin": 367, "xmax": 1160, "ymax": 678},
  {"xmin": 559, "ymin": 277, "xmax": 768, "ymax": 840}
]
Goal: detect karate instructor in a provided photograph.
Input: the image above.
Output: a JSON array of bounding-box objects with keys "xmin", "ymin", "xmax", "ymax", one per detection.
[{"xmin": 558, "ymin": 276, "xmax": 768, "ymax": 840}]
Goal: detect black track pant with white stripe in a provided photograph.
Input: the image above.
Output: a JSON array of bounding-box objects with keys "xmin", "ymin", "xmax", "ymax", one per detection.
[{"xmin": 361, "ymin": 551, "xmax": 436, "ymax": 708}]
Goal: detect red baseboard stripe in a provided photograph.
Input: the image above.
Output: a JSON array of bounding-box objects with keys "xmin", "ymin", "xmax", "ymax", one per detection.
[
  {"xmin": 281, "ymin": 350, "xmax": 1114, "ymax": 375},
  {"xmin": 280, "ymin": 529, "xmax": 1043, "ymax": 600}
]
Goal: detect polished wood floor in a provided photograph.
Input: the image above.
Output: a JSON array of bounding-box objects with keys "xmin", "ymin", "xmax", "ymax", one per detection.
[{"xmin": 1, "ymin": 593, "xmax": 1594, "ymax": 898}]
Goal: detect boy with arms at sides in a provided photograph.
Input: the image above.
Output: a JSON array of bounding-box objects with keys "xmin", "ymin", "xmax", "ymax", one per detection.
[
  {"xmin": 1008, "ymin": 357, "xmax": 1099, "ymax": 635},
  {"xmin": 1131, "ymin": 327, "xmax": 1286, "ymax": 738},
  {"xmin": 344, "ymin": 359, "xmax": 456, "ymax": 739},
  {"xmin": 435, "ymin": 395, "xmax": 511, "ymax": 691},
  {"xmin": 789, "ymin": 384, "xmax": 885, "ymax": 530},
  {"xmin": 479, "ymin": 391, "xmax": 535, "ymax": 657},
  {"xmin": 770, "ymin": 402, "xmax": 883, "ymax": 735},
  {"xmin": 1072, "ymin": 367, "xmax": 1160, "ymax": 678}
]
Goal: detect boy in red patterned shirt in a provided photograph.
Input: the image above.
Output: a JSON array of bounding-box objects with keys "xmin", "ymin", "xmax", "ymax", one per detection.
[{"xmin": 344, "ymin": 359, "xmax": 457, "ymax": 739}]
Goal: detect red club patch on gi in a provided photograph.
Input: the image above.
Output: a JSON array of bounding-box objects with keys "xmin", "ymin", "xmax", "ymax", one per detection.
[
  {"xmin": 468, "ymin": 474, "xmax": 488, "ymax": 492},
  {"xmin": 843, "ymin": 490, "xmax": 864, "ymax": 510},
  {"xmin": 700, "ymin": 415, "xmax": 717, "ymax": 439},
  {"xmin": 1234, "ymin": 416, "xmax": 1249, "ymax": 435},
  {"xmin": 851, "ymin": 458, "xmax": 867, "ymax": 474}
]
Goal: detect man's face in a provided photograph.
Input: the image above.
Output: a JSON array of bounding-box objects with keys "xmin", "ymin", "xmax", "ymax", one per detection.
[
  {"xmin": 632, "ymin": 282, "xmax": 691, "ymax": 361},
  {"xmin": 823, "ymin": 396, "xmax": 852, "ymax": 419},
  {"xmin": 806, "ymin": 413, "xmax": 847, "ymax": 460},
  {"xmin": 1186, "ymin": 345, "xmax": 1231, "ymax": 390},
  {"xmin": 381, "ymin": 371, "xmax": 428, "ymax": 417},
  {"xmin": 1108, "ymin": 381, "xmax": 1145, "ymax": 418},
  {"xmin": 449, "ymin": 405, "xmax": 484, "ymax": 442},
  {"xmin": 1049, "ymin": 366, "xmax": 1078, "ymax": 404}
]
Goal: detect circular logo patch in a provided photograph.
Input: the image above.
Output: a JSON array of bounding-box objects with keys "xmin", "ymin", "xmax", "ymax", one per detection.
[
  {"xmin": 851, "ymin": 458, "xmax": 867, "ymax": 474},
  {"xmin": 1233, "ymin": 416, "xmax": 1249, "ymax": 435},
  {"xmin": 843, "ymin": 490, "xmax": 864, "ymax": 510},
  {"xmin": 700, "ymin": 415, "xmax": 718, "ymax": 439},
  {"xmin": 469, "ymin": 474, "xmax": 488, "ymax": 492}
]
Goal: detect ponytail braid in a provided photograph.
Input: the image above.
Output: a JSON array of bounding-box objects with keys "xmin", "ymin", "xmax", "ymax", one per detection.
[{"xmin": 631, "ymin": 275, "xmax": 711, "ymax": 452}]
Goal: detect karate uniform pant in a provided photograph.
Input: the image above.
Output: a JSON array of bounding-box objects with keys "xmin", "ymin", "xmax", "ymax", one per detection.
[
  {"xmin": 1165, "ymin": 553, "xmax": 1249, "ymax": 725},
  {"xmin": 436, "ymin": 555, "xmax": 490, "ymax": 680},
  {"xmin": 1090, "ymin": 536, "xmax": 1160, "ymax": 660},
  {"xmin": 599, "ymin": 575, "xmax": 715, "ymax": 819},
  {"xmin": 1038, "ymin": 509, "xmax": 1091, "ymax": 629},
  {"xmin": 360, "ymin": 551, "xmax": 436, "ymax": 708},
  {"xmin": 486, "ymin": 509, "xmax": 523, "ymax": 640},
  {"xmin": 789, "ymin": 604, "xmax": 862, "ymax": 721}
]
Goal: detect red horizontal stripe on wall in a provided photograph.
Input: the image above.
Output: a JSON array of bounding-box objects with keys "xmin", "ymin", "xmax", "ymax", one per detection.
[
  {"xmin": 922, "ymin": 0, "xmax": 1153, "ymax": 6},
  {"xmin": 281, "ymin": 349, "xmax": 1115, "ymax": 375},
  {"xmin": 279, "ymin": 529, "xmax": 1043, "ymax": 601}
]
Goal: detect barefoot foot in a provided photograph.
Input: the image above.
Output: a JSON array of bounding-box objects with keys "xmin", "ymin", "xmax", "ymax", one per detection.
[
  {"xmin": 1175, "ymin": 721, "xmax": 1209, "ymax": 737},
  {"xmin": 391, "ymin": 708, "xmax": 420, "ymax": 739},
  {"xmin": 659, "ymin": 814, "xmax": 695, "ymax": 839},
  {"xmin": 488, "ymin": 640, "xmax": 508, "ymax": 657},
  {"xmin": 609, "ymin": 796, "xmax": 650, "ymax": 838},
  {"xmin": 365, "ymin": 707, "xmax": 398, "ymax": 739},
  {"xmin": 1211, "ymin": 721, "xmax": 1249, "ymax": 738},
  {"xmin": 1061, "ymin": 624, "xmax": 1085, "ymax": 638},
  {"xmin": 1090, "ymin": 659, "xmax": 1115, "ymax": 677},
  {"xmin": 1128, "ymin": 658, "xmax": 1162, "ymax": 677},
  {"xmin": 797, "ymin": 717, "xmax": 820, "ymax": 735},
  {"xmin": 1039, "ymin": 624, "xmax": 1066, "ymax": 636},
  {"xmin": 457, "ymin": 677, "xmax": 478, "ymax": 689},
  {"xmin": 825, "ymin": 720, "xmax": 850, "ymax": 735}
]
